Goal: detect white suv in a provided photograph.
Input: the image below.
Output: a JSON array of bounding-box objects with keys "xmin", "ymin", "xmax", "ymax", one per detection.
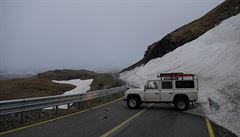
[{"xmin": 124, "ymin": 73, "xmax": 198, "ymax": 110}]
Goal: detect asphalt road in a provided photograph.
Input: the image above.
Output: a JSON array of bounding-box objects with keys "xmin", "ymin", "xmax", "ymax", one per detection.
[{"xmin": 1, "ymin": 99, "xmax": 215, "ymax": 137}]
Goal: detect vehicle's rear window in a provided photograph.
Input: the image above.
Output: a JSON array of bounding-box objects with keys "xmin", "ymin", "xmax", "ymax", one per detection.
[
  {"xmin": 175, "ymin": 81, "xmax": 194, "ymax": 88},
  {"xmin": 162, "ymin": 81, "xmax": 172, "ymax": 89}
]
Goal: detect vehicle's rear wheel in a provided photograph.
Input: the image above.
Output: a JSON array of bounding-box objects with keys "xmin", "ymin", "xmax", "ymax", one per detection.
[
  {"xmin": 174, "ymin": 98, "xmax": 189, "ymax": 111},
  {"xmin": 127, "ymin": 97, "xmax": 141, "ymax": 109}
]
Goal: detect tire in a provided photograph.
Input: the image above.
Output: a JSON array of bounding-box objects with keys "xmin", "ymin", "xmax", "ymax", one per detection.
[
  {"xmin": 174, "ymin": 98, "xmax": 189, "ymax": 111},
  {"xmin": 127, "ymin": 97, "xmax": 141, "ymax": 109}
]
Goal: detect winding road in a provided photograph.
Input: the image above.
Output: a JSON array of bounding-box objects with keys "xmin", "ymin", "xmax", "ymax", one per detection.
[{"xmin": 0, "ymin": 98, "xmax": 217, "ymax": 137}]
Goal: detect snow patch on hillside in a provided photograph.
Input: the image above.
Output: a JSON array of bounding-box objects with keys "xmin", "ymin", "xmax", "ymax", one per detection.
[
  {"xmin": 52, "ymin": 79, "xmax": 93, "ymax": 109},
  {"xmin": 53, "ymin": 79, "xmax": 93, "ymax": 95},
  {"xmin": 120, "ymin": 14, "xmax": 240, "ymax": 136}
]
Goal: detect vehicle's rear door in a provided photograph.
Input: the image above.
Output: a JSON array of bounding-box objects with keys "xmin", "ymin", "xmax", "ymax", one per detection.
[{"xmin": 160, "ymin": 81, "xmax": 174, "ymax": 101}]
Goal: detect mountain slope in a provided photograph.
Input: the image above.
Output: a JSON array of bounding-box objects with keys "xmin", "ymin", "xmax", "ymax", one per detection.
[
  {"xmin": 0, "ymin": 69, "xmax": 125, "ymax": 101},
  {"xmin": 120, "ymin": 14, "xmax": 240, "ymax": 136},
  {"xmin": 121, "ymin": 0, "xmax": 240, "ymax": 72},
  {"xmin": 37, "ymin": 69, "xmax": 125, "ymax": 91}
]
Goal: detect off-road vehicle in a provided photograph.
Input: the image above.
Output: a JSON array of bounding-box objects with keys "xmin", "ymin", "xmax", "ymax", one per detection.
[{"xmin": 124, "ymin": 73, "xmax": 198, "ymax": 110}]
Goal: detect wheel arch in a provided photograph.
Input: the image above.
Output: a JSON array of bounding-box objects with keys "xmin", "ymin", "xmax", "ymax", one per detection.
[
  {"xmin": 173, "ymin": 94, "xmax": 189, "ymax": 102},
  {"xmin": 127, "ymin": 94, "xmax": 142, "ymax": 102}
]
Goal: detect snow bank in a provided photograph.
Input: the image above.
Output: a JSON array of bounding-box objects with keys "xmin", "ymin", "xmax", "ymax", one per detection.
[{"xmin": 120, "ymin": 14, "xmax": 240, "ymax": 136}]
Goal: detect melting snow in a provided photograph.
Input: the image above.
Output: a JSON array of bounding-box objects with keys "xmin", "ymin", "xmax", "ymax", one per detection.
[
  {"xmin": 53, "ymin": 79, "xmax": 93, "ymax": 95},
  {"xmin": 51, "ymin": 79, "xmax": 93, "ymax": 109},
  {"xmin": 120, "ymin": 14, "xmax": 240, "ymax": 136}
]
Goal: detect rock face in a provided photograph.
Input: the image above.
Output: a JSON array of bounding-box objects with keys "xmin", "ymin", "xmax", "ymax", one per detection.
[
  {"xmin": 89, "ymin": 74, "xmax": 124, "ymax": 91},
  {"xmin": 121, "ymin": 0, "xmax": 240, "ymax": 72}
]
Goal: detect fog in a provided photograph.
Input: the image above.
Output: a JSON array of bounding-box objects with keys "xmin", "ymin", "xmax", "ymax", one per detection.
[{"xmin": 0, "ymin": 0, "xmax": 224, "ymax": 73}]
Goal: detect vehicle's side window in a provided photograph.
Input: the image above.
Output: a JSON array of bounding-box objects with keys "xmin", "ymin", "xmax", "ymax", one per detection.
[
  {"xmin": 175, "ymin": 81, "xmax": 194, "ymax": 88},
  {"xmin": 146, "ymin": 81, "xmax": 158, "ymax": 89},
  {"xmin": 162, "ymin": 81, "xmax": 172, "ymax": 89}
]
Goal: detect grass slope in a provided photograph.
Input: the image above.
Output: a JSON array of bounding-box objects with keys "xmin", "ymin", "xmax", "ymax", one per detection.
[
  {"xmin": 0, "ymin": 69, "xmax": 125, "ymax": 100},
  {"xmin": 0, "ymin": 78, "xmax": 75, "ymax": 101}
]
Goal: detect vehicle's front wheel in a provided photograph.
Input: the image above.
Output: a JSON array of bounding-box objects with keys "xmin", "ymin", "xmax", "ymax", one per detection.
[
  {"xmin": 127, "ymin": 97, "xmax": 141, "ymax": 109},
  {"xmin": 174, "ymin": 98, "xmax": 189, "ymax": 111}
]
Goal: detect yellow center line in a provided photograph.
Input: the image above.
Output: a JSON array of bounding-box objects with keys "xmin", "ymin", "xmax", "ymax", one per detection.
[
  {"xmin": 0, "ymin": 97, "xmax": 124, "ymax": 136},
  {"xmin": 100, "ymin": 103, "xmax": 153, "ymax": 137},
  {"xmin": 205, "ymin": 118, "xmax": 215, "ymax": 137}
]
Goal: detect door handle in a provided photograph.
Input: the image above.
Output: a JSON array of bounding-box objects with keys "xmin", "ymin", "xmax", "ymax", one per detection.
[
  {"xmin": 155, "ymin": 93, "xmax": 159, "ymax": 95},
  {"xmin": 169, "ymin": 93, "xmax": 173, "ymax": 94}
]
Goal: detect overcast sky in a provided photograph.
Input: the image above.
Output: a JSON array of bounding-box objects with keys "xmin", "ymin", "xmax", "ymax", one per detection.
[{"xmin": 0, "ymin": 0, "xmax": 224, "ymax": 73}]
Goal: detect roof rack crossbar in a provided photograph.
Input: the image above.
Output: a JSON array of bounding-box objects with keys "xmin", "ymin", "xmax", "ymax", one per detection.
[{"xmin": 157, "ymin": 73, "xmax": 195, "ymax": 80}]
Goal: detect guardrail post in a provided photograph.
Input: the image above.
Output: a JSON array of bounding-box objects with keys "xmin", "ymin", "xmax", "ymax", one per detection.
[
  {"xmin": 77, "ymin": 102, "xmax": 81, "ymax": 110},
  {"xmin": 21, "ymin": 112, "xmax": 25, "ymax": 124},
  {"xmin": 107, "ymin": 89, "xmax": 110, "ymax": 102},
  {"xmin": 87, "ymin": 100, "xmax": 90, "ymax": 109},
  {"xmin": 38, "ymin": 109, "xmax": 41, "ymax": 119},
  {"xmin": 67, "ymin": 103, "xmax": 70, "ymax": 110},
  {"xmin": 55, "ymin": 106, "xmax": 58, "ymax": 115}
]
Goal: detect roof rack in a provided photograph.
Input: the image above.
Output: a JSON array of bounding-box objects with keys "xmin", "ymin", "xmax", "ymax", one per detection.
[{"xmin": 157, "ymin": 73, "xmax": 195, "ymax": 80}]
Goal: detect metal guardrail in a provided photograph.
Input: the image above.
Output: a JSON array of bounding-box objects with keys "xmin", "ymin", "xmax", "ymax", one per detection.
[{"xmin": 0, "ymin": 85, "xmax": 128, "ymax": 116}]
